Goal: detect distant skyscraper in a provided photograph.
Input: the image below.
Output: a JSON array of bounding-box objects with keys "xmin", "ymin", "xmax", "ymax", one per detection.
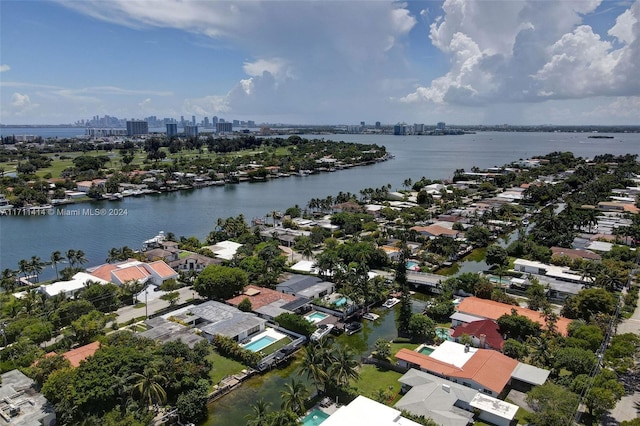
[
  {"xmin": 393, "ymin": 123, "xmax": 407, "ymax": 136},
  {"xmin": 375, "ymin": 121, "xmax": 381, "ymax": 129},
  {"xmin": 437, "ymin": 122, "xmax": 446, "ymax": 130},
  {"xmin": 192, "ymin": 115, "xmax": 196, "ymax": 125},
  {"xmin": 180, "ymin": 116, "xmax": 185, "ymax": 126},
  {"xmin": 212, "ymin": 116, "xmax": 218, "ymax": 125},
  {"xmin": 360, "ymin": 121, "xmax": 365, "ymax": 127},
  {"xmin": 232, "ymin": 119, "xmax": 240, "ymax": 126},
  {"xmin": 216, "ymin": 122, "xmax": 233, "ymax": 134},
  {"xmin": 126, "ymin": 120, "xmax": 149, "ymax": 136},
  {"xmin": 184, "ymin": 125, "xmax": 198, "ymax": 137},
  {"xmin": 166, "ymin": 123, "xmax": 178, "ymax": 138},
  {"xmin": 204, "ymin": 117, "xmax": 210, "ymax": 127}
]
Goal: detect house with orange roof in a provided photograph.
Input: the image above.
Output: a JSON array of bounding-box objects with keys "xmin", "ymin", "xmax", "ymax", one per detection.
[
  {"xmin": 62, "ymin": 341, "xmax": 101, "ymax": 367},
  {"xmin": 450, "ymin": 319, "xmax": 504, "ymax": 350},
  {"xmin": 410, "ymin": 225, "xmax": 461, "ymax": 239},
  {"xmin": 227, "ymin": 285, "xmax": 298, "ymax": 319},
  {"xmin": 87, "ymin": 259, "xmax": 178, "ymax": 287},
  {"xmin": 395, "ymin": 341, "xmax": 549, "ymax": 396},
  {"xmin": 453, "ymin": 296, "xmax": 572, "ymax": 336}
]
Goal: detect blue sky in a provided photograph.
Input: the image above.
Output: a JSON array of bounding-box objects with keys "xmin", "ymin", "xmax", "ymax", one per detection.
[{"xmin": 1, "ymin": 0, "xmax": 639, "ymax": 125}]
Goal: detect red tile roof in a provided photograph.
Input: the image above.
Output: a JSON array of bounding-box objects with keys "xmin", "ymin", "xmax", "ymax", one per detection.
[
  {"xmin": 450, "ymin": 319, "xmax": 504, "ymax": 350},
  {"xmin": 227, "ymin": 285, "xmax": 297, "ymax": 310},
  {"xmin": 551, "ymin": 247, "xmax": 601, "ymax": 261},
  {"xmin": 147, "ymin": 260, "xmax": 178, "ymax": 278},
  {"xmin": 112, "ymin": 265, "xmax": 151, "ymax": 283},
  {"xmin": 410, "ymin": 225, "xmax": 459, "ymax": 237},
  {"xmin": 62, "ymin": 341, "xmax": 100, "ymax": 367},
  {"xmin": 88, "ymin": 264, "xmax": 118, "ymax": 282},
  {"xmin": 456, "ymin": 297, "xmax": 571, "ymax": 336},
  {"xmin": 395, "ymin": 347, "xmax": 517, "ymax": 394}
]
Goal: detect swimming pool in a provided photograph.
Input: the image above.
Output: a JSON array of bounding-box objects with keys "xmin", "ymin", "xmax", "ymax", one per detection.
[
  {"xmin": 419, "ymin": 346, "xmax": 435, "ymax": 355},
  {"xmin": 406, "ymin": 261, "xmax": 420, "ymax": 270},
  {"xmin": 436, "ymin": 327, "xmax": 451, "ymax": 340},
  {"xmin": 302, "ymin": 409, "xmax": 330, "ymax": 426},
  {"xmin": 305, "ymin": 311, "xmax": 330, "ymax": 323},
  {"xmin": 334, "ymin": 297, "xmax": 347, "ymax": 307},
  {"xmin": 243, "ymin": 335, "xmax": 277, "ymax": 352}
]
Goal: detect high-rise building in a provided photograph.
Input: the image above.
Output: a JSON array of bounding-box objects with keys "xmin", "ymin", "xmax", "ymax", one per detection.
[
  {"xmin": 247, "ymin": 120, "xmax": 256, "ymax": 127},
  {"xmin": 184, "ymin": 125, "xmax": 198, "ymax": 137},
  {"xmin": 393, "ymin": 123, "xmax": 407, "ymax": 136},
  {"xmin": 360, "ymin": 121, "xmax": 365, "ymax": 127},
  {"xmin": 232, "ymin": 120, "xmax": 240, "ymax": 126},
  {"xmin": 126, "ymin": 120, "xmax": 149, "ymax": 136},
  {"xmin": 192, "ymin": 115, "xmax": 196, "ymax": 125},
  {"xmin": 204, "ymin": 117, "xmax": 210, "ymax": 127},
  {"xmin": 375, "ymin": 121, "xmax": 381, "ymax": 129},
  {"xmin": 437, "ymin": 122, "xmax": 446, "ymax": 130},
  {"xmin": 166, "ymin": 123, "xmax": 178, "ymax": 138},
  {"xmin": 216, "ymin": 122, "xmax": 233, "ymax": 134},
  {"xmin": 212, "ymin": 116, "xmax": 218, "ymax": 124}
]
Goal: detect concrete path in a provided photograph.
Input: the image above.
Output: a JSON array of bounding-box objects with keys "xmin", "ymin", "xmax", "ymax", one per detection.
[{"xmin": 609, "ymin": 280, "xmax": 640, "ymax": 424}]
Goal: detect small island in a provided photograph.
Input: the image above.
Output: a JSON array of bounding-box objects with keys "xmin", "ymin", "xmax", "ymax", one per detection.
[{"xmin": 588, "ymin": 135, "xmax": 615, "ymax": 139}]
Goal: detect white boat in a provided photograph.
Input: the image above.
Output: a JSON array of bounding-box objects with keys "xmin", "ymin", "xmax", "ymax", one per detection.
[
  {"xmin": 382, "ymin": 298, "xmax": 400, "ymax": 308},
  {"xmin": 0, "ymin": 194, "xmax": 13, "ymax": 213},
  {"xmin": 362, "ymin": 312, "xmax": 380, "ymax": 321},
  {"xmin": 310, "ymin": 324, "xmax": 334, "ymax": 341}
]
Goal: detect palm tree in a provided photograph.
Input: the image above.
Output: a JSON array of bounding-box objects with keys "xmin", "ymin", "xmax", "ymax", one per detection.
[
  {"xmin": 66, "ymin": 249, "xmax": 77, "ymax": 269},
  {"xmin": 330, "ymin": 346, "xmax": 360, "ymax": 387},
  {"xmin": 0, "ymin": 269, "xmax": 17, "ymax": 293},
  {"xmin": 50, "ymin": 251, "xmax": 65, "ymax": 280},
  {"xmin": 298, "ymin": 342, "xmax": 331, "ymax": 394},
  {"xmin": 129, "ymin": 366, "xmax": 167, "ymax": 409},
  {"xmin": 18, "ymin": 259, "xmax": 30, "ymax": 279},
  {"xmin": 29, "ymin": 256, "xmax": 44, "ymax": 283},
  {"xmin": 280, "ymin": 378, "xmax": 309, "ymax": 415},
  {"xmin": 246, "ymin": 398, "xmax": 271, "ymax": 426},
  {"xmin": 74, "ymin": 250, "xmax": 88, "ymax": 268},
  {"xmin": 106, "ymin": 247, "xmax": 120, "ymax": 263}
]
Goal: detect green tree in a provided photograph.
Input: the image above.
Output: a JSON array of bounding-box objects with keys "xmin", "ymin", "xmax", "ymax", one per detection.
[
  {"xmin": 299, "ymin": 340, "xmax": 332, "ymax": 394},
  {"xmin": 194, "ymin": 264, "xmax": 248, "ymax": 300},
  {"xmin": 280, "ymin": 378, "xmax": 309, "ymax": 415},
  {"xmin": 526, "ymin": 279, "xmax": 549, "ymax": 311},
  {"xmin": 238, "ymin": 297, "xmax": 252, "ymax": 312},
  {"xmin": 465, "ymin": 225, "xmax": 491, "ymax": 247},
  {"xmin": 246, "ymin": 398, "xmax": 271, "ymax": 426},
  {"xmin": 553, "ymin": 347, "xmax": 597, "ymax": 376},
  {"xmin": 176, "ymin": 380, "xmax": 209, "ymax": 424},
  {"xmin": 27, "ymin": 354, "xmax": 71, "ymax": 386},
  {"xmin": 373, "ymin": 338, "xmax": 391, "ymax": 361},
  {"xmin": 129, "ymin": 366, "xmax": 167, "ymax": 409},
  {"xmin": 497, "ymin": 310, "xmax": 541, "ymax": 340},
  {"xmin": 526, "ymin": 382, "xmax": 579, "ymax": 426},
  {"xmin": 274, "ymin": 312, "xmax": 316, "ymax": 337},
  {"xmin": 407, "ymin": 314, "xmax": 436, "ymax": 342},
  {"xmin": 561, "ymin": 288, "xmax": 616, "ymax": 321},
  {"xmin": 486, "ymin": 245, "xmax": 508, "ymax": 268},
  {"xmin": 160, "ymin": 291, "xmax": 180, "ymax": 307},
  {"xmin": 50, "ymin": 251, "xmax": 65, "ymax": 280},
  {"xmin": 502, "ymin": 339, "xmax": 528, "ymax": 360},
  {"xmin": 70, "ymin": 310, "xmax": 107, "ymax": 344},
  {"xmin": 330, "ymin": 346, "xmax": 360, "ymax": 387}
]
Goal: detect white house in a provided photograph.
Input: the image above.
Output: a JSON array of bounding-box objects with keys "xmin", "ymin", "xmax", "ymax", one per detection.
[{"xmin": 39, "ymin": 272, "xmax": 110, "ymax": 298}]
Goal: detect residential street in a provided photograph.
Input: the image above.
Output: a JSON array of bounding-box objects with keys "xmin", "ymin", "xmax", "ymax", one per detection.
[
  {"xmin": 609, "ymin": 283, "xmax": 640, "ymax": 424},
  {"xmin": 114, "ymin": 286, "xmax": 202, "ymax": 324}
]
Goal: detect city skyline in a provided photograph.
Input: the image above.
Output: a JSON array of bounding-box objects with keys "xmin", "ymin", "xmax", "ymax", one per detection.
[{"xmin": 1, "ymin": 0, "xmax": 639, "ymax": 126}]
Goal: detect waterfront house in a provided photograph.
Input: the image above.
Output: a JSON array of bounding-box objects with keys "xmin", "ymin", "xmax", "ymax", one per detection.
[
  {"xmin": 76, "ymin": 179, "xmax": 106, "ymax": 192},
  {"xmin": 321, "ymin": 395, "xmax": 422, "ymax": 426},
  {"xmin": 453, "ymin": 296, "xmax": 572, "ymax": 336},
  {"xmin": 201, "ymin": 240, "xmax": 243, "ymax": 261},
  {"xmin": 87, "ymin": 259, "xmax": 178, "ymax": 287},
  {"xmin": 140, "ymin": 317, "xmax": 206, "ymax": 348},
  {"xmin": 186, "ymin": 301, "xmax": 267, "ymax": 342},
  {"xmin": 450, "ymin": 319, "xmax": 504, "ymax": 350},
  {"xmin": 168, "ymin": 252, "xmax": 220, "ymax": 273},
  {"xmin": 395, "ymin": 369, "xmax": 519, "ymax": 426},
  {"xmin": 39, "ymin": 272, "xmax": 110, "ymax": 298},
  {"xmin": 395, "ymin": 341, "xmax": 549, "ymax": 397},
  {"xmin": 410, "ymin": 225, "xmax": 461, "ymax": 239}
]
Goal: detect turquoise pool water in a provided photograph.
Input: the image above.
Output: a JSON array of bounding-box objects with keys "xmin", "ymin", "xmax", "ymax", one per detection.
[
  {"xmin": 419, "ymin": 346, "xmax": 435, "ymax": 355},
  {"xmin": 334, "ymin": 297, "xmax": 347, "ymax": 307},
  {"xmin": 305, "ymin": 311, "xmax": 330, "ymax": 323},
  {"xmin": 406, "ymin": 261, "xmax": 419, "ymax": 269},
  {"xmin": 244, "ymin": 336, "xmax": 277, "ymax": 352},
  {"xmin": 302, "ymin": 409, "xmax": 330, "ymax": 426},
  {"xmin": 436, "ymin": 327, "xmax": 451, "ymax": 340}
]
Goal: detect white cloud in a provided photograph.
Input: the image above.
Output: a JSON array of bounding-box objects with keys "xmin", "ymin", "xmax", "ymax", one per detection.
[
  {"xmin": 0, "ymin": 64, "xmax": 10, "ymax": 72},
  {"xmin": 403, "ymin": 0, "xmax": 640, "ymax": 107},
  {"xmin": 9, "ymin": 92, "xmax": 38, "ymax": 114},
  {"xmin": 59, "ymin": 0, "xmax": 417, "ymax": 120}
]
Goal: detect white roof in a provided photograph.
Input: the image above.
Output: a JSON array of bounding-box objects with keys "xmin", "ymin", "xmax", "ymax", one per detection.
[
  {"xmin": 291, "ymin": 260, "xmax": 316, "ymax": 273},
  {"xmin": 322, "ymin": 396, "xmax": 422, "ymax": 426},
  {"xmin": 204, "ymin": 240, "xmax": 243, "ymax": 260},
  {"xmin": 470, "ymin": 393, "xmax": 518, "ymax": 420},
  {"xmin": 41, "ymin": 272, "xmax": 109, "ymax": 297},
  {"xmin": 429, "ymin": 341, "xmax": 477, "ymax": 368},
  {"xmin": 586, "ymin": 241, "xmax": 614, "ymax": 252}
]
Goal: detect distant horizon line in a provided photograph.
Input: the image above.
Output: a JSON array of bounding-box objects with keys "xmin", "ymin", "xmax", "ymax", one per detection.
[{"xmin": 2, "ymin": 123, "xmax": 640, "ymax": 128}]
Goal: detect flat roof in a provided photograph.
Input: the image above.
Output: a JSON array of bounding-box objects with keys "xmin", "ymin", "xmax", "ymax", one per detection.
[
  {"xmin": 470, "ymin": 393, "xmax": 518, "ymax": 420},
  {"xmin": 450, "ymin": 312, "xmax": 485, "ymax": 323},
  {"xmin": 429, "ymin": 340, "xmax": 476, "ymax": 368},
  {"xmin": 511, "ymin": 362, "xmax": 550, "ymax": 385},
  {"xmin": 322, "ymin": 395, "xmax": 422, "ymax": 426}
]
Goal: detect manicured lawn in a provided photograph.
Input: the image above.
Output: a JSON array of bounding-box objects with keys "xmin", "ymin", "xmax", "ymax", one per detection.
[
  {"xmin": 259, "ymin": 336, "xmax": 293, "ymax": 356},
  {"xmin": 206, "ymin": 350, "xmax": 247, "ymax": 385},
  {"xmin": 389, "ymin": 342, "xmax": 418, "ymax": 362},
  {"xmin": 352, "ymin": 364, "xmax": 403, "ymax": 404}
]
